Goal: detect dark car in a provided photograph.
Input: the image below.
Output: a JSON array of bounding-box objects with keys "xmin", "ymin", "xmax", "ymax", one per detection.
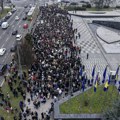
[
  {"xmin": 0, "ymin": 64, "xmax": 7, "ymax": 75},
  {"xmin": 22, "ymin": 16, "xmax": 27, "ymax": 20},
  {"xmin": 0, "ymin": 20, "xmax": 3, "ymax": 26},
  {"xmin": 12, "ymin": 30, "xmax": 18, "ymax": 35},
  {"xmin": 11, "ymin": 8, "xmax": 16, "ymax": 13},
  {"xmin": 24, "ymin": 5, "xmax": 28, "ymax": 8},
  {"xmin": 4, "ymin": 15, "xmax": 10, "ymax": 21},
  {"xmin": 10, "ymin": 45, "xmax": 17, "ymax": 52}
]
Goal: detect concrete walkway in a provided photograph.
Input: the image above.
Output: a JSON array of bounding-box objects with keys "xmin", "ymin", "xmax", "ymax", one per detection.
[{"xmin": 24, "ymin": 93, "xmax": 53, "ymax": 119}]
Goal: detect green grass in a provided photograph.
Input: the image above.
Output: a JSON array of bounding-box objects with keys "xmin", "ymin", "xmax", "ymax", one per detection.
[
  {"xmin": 0, "ymin": 8, "xmax": 11, "ymax": 19},
  {"xmin": 60, "ymin": 85, "xmax": 119, "ymax": 114},
  {"xmin": 0, "ymin": 70, "xmax": 27, "ymax": 120}
]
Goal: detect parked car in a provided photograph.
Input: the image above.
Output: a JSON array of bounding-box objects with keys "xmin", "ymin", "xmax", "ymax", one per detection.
[
  {"xmin": 11, "ymin": 8, "xmax": 17, "ymax": 13},
  {"xmin": 7, "ymin": 12, "xmax": 12, "ymax": 17},
  {"xmin": 12, "ymin": 30, "xmax": 18, "ymax": 35},
  {"xmin": 0, "ymin": 64, "xmax": 7, "ymax": 75},
  {"xmin": 0, "ymin": 48, "xmax": 6, "ymax": 56},
  {"xmin": 4, "ymin": 15, "xmax": 10, "ymax": 20},
  {"xmin": 1, "ymin": 22, "xmax": 9, "ymax": 29},
  {"xmin": 0, "ymin": 20, "xmax": 3, "ymax": 26}
]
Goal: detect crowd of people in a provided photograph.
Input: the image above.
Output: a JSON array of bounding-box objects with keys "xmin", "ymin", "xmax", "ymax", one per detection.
[
  {"xmin": 0, "ymin": 5, "xmax": 89, "ymax": 120},
  {"xmin": 25, "ymin": 5, "xmax": 87, "ymax": 119}
]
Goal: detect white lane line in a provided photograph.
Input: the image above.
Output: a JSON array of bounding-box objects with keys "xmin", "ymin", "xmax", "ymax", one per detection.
[
  {"xmin": 0, "ymin": 79, "xmax": 5, "ymax": 87},
  {"xmin": 4, "ymin": 55, "xmax": 7, "ymax": 59},
  {"xmin": 5, "ymin": 37, "xmax": 9, "ymax": 42},
  {"xmin": 1, "ymin": 44, "xmax": 4, "ymax": 48},
  {"xmin": 2, "ymin": 58, "xmax": 5, "ymax": 63},
  {"xmin": 1, "ymin": 9, "xmax": 24, "ymax": 37},
  {"xmin": 10, "ymin": 9, "xmax": 24, "ymax": 26}
]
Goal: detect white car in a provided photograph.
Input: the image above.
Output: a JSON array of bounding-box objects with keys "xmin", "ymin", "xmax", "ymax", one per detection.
[
  {"xmin": 0, "ymin": 48, "xmax": 6, "ymax": 56},
  {"xmin": 16, "ymin": 34, "xmax": 22, "ymax": 41},
  {"xmin": 1, "ymin": 22, "xmax": 9, "ymax": 29},
  {"xmin": 7, "ymin": 12, "xmax": 12, "ymax": 17},
  {"xmin": 15, "ymin": 16, "xmax": 19, "ymax": 20}
]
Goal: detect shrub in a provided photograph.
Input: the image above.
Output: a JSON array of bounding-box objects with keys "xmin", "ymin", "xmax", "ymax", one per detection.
[
  {"xmin": 116, "ymin": 6, "xmax": 120, "ymax": 8},
  {"xmin": 103, "ymin": 5, "xmax": 109, "ymax": 8},
  {"xmin": 65, "ymin": 6, "xmax": 86, "ymax": 11}
]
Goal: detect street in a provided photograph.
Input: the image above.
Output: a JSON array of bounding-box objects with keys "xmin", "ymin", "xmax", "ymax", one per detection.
[
  {"xmin": 0, "ymin": 0, "xmax": 42, "ymax": 65},
  {"xmin": 0, "ymin": 0, "xmax": 40, "ymax": 85}
]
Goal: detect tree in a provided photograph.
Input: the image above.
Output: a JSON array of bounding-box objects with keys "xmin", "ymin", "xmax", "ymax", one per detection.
[
  {"xmin": 24, "ymin": 33, "xmax": 33, "ymax": 45},
  {"xmin": 0, "ymin": 0, "xmax": 4, "ymax": 11},
  {"xmin": 102, "ymin": 97, "xmax": 120, "ymax": 120},
  {"xmin": 91, "ymin": 0, "xmax": 113, "ymax": 9},
  {"xmin": 18, "ymin": 34, "xmax": 33, "ymax": 67},
  {"xmin": 104, "ymin": 0, "xmax": 114, "ymax": 7}
]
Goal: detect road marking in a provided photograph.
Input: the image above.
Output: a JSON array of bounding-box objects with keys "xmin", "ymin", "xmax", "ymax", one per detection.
[
  {"xmin": 0, "ymin": 10, "xmax": 22, "ymax": 39},
  {"xmin": 1, "ymin": 44, "xmax": 4, "ymax": 48},
  {"xmin": 5, "ymin": 37, "xmax": 9, "ymax": 42},
  {"xmin": 2, "ymin": 58, "xmax": 5, "ymax": 63},
  {"xmin": 0, "ymin": 79, "xmax": 5, "ymax": 87},
  {"xmin": 4, "ymin": 55, "xmax": 7, "ymax": 59}
]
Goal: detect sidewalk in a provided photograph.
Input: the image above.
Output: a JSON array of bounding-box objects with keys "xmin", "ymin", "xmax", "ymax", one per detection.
[
  {"xmin": 24, "ymin": 93, "xmax": 53, "ymax": 120},
  {"xmin": 69, "ymin": 10, "xmax": 120, "ymax": 17}
]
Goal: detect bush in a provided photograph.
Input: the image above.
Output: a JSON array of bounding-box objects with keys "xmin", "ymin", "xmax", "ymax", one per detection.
[
  {"xmin": 75, "ymin": 6, "xmax": 86, "ymax": 11},
  {"xmin": 84, "ymin": 100, "xmax": 89, "ymax": 107},
  {"xmin": 103, "ymin": 5, "xmax": 109, "ymax": 8},
  {"xmin": 65, "ymin": 6, "xmax": 86, "ymax": 11},
  {"xmin": 116, "ymin": 6, "xmax": 120, "ymax": 8},
  {"xmin": 86, "ymin": 4, "xmax": 91, "ymax": 8},
  {"xmin": 70, "ymin": 2, "xmax": 78, "ymax": 6}
]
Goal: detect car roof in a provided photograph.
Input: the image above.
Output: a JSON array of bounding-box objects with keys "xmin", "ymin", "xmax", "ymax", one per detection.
[
  {"xmin": 0, "ymin": 48, "xmax": 5, "ymax": 52},
  {"xmin": 16, "ymin": 34, "xmax": 21, "ymax": 37}
]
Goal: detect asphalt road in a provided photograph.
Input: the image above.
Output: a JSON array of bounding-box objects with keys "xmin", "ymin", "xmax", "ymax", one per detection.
[
  {"xmin": 0, "ymin": 7, "xmax": 27, "ymax": 64},
  {"xmin": 0, "ymin": 0, "xmax": 40, "ymax": 65},
  {"xmin": 0, "ymin": 0, "xmax": 39, "ymax": 85}
]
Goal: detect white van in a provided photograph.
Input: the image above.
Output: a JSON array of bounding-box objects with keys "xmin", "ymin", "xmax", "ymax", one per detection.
[{"xmin": 1, "ymin": 22, "xmax": 9, "ymax": 29}]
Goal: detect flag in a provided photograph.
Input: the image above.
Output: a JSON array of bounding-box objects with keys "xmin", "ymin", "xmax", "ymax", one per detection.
[
  {"xmin": 94, "ymin": 81, "xmax": 98, "ymax": 92},
  {"xmin": 115, "ymin": 66, "xmax": 120, "ymax": 84},
  {"xmin": 108, "ymin": 73, "xmax": 111, "ymax": 84},
  {"xmin": 92, "ymin": 65, "xmax": 96, "ymax": 78},
  {"xmin": 94, "ymin": 72, "xmax": 99, "ymax": 92},
  {"xmin": 102, "ymin": 66, "xmax": 108, "ymax": 83},
  {"xmin": 81, "ymin": 72, "xmax": 86, "ymax": 92},
  {"xmin": 104, "ymin": 81, "xmax": 109, "ymax": 92},
  {"xmin": 79, "ymin": 67, "xmax": 83, "ymax": 77},
  {"xmin": 81, "ymin": 80, "xmax": 85, "ymax": 92}
]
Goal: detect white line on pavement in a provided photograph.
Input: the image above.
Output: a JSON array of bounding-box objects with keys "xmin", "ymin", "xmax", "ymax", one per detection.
[
  {"xmin": 4, "ymin": 55, "xmax": 7, "ymax": 59},
  {"xmin": 5, "ymin": 37, "xmax": 9, "ymax": 42},
  {"xmin": 2, "ymin": 58, "xmax": 5, "ymax": 63},
  {"xmin": 0, "ymin": 79, "xmax": 5, "ymax": 87},
  {"xmin": 1, "ymin": 44, "xmax": 4, "ymax": 48}
]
